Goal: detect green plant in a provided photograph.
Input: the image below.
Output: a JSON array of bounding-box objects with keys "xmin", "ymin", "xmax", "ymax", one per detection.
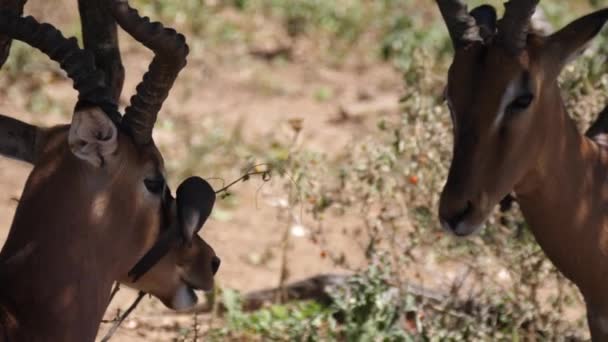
[
  {"xmin": 329, "ymin": 258, "xmax": 411, "ymax": 342},
  {"xmin": 210, "ymin": 289, "xmax": 337, "ymax": 341}
]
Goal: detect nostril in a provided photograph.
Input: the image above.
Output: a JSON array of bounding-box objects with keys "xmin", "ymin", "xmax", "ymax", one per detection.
[
  {"xmin": 444, "ymin": 201, "xmax": 473, "ymax": 229},
  {"xmin": 211, "ymin": 256, "xmax": 221, "ymax": 275}
]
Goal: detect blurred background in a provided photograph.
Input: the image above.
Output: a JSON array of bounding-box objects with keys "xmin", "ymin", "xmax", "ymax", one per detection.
[{"xmin": 1, "ymin": 0, "xmax": 608, "ymax": 340}]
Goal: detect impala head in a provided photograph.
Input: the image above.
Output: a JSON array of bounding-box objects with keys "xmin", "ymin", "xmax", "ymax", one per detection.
[
  {"xmin": 436, "ymin": 0, "xmax": 608, "ymax": 236},
  {"xmin": 0, "ymin": 0, "xmax": 219, "ymax": 311}
]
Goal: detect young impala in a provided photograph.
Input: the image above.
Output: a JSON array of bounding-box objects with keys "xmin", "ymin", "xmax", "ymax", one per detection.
[
  {"xmin": 436, "ymin": 0, "xmax": 608, "ymax": 339},
  {"xmin": 0, "ymin": 1, "xmax": 220, "ymax": 340}
]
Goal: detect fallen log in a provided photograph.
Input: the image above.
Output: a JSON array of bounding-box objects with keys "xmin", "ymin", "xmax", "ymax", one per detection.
[
  {"xmin": 186, "ymin": 273, "xmax": 459, "ymax": 314},
  {"xmin": 175, "ymin": 272, "xmax": 584, "ymax": 339}
]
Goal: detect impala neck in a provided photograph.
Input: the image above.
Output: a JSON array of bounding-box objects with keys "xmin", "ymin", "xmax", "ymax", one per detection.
[
  {"xmin": 514, "ymin": 84, "xmax": 608, "ymax": 295},
  {"xmin": 0, "ymin": 130, "xmax": 129, "ymax": 341}
]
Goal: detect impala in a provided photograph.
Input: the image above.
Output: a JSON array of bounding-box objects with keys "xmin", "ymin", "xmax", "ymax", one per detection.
[
  {"xmin": 436, "ymin": 0, "xmax": 608, "ymax": 339},
  {"xmin": 0, "ymin": 1, "xmax": 221, "ymax": 340}
]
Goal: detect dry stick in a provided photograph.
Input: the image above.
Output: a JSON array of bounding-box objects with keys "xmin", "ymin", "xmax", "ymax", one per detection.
[
  {"xmin": 212, "ymin": 163, "xmax": 272, "ymax": 195},
  {"xmin": 202, "ymin": 286, "xmax": 219, "ymax": 340},
  {"xmin": 276, "ymin": 175, "xmax": 302, "ymax": 302},
  {"xmin": 107, "ymin": 282, "xmax": 120, "ymax": 306},
  {"xmin": 100, "ymin": 282, "xmax": 122, "ymax": 324},
  {"xmin": 100, "ymin": 291, "xmax": 146, "ymax": 342},
  {"xmin": 191, "ymin": 311, "xmax": 200, "ymax": 341},
  {"xmin": 278, "ymin": 218, "xmax": 291, "ymax": 303}
]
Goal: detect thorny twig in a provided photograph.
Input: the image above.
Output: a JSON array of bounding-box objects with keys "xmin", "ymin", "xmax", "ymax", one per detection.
[
  {"xmin": 212, "ymin": 163, "xmax": 272, "ymax": 196},
  {"xmin": 211, "ymin": 161, "xmax": 305, "ymax": 222},
  {"xmin": 278, "ymin": 217, "xmax": 291, "ymax": 303},
  {"xmin": 191, "ymin": 311, "xmax": 200, "ymax": 341},
  {"xmin": 106, "ymin": 282, "xmax": 121, "ymax": 307},
  {"xmin": 100, "ymin": 291, "xmax": 146, "ymax": 342},
  {"xmin": 100, "ymin": 283, "xmax": 122, "ymax": 324}
]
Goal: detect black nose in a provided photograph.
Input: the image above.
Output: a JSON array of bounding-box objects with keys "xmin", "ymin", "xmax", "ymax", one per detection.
[
  {"xmin": 439, "ymin": 200, "xmax": 473, "ymax": 231},
  {"xmin": 211, "ymin": 256, "xmax": 221, "ymax": 275}
]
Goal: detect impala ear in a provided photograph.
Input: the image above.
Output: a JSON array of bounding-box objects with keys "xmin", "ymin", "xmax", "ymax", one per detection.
[
  {"xmin": 176, "ymin": 177, "xmax": 216, "ymax": 243},
  {"xmin": 545, "ymin": 8, "xmax": 608, "ymax": 73},
  {"xmin": 68, "ymin": 106, "xmax": 118, "ymax": 167}
]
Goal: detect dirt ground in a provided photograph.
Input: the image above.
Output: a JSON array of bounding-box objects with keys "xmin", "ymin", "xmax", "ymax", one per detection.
[
  {"xmin": 0, "ymin": 2, "xmax": 414, "ymax": 340},
  {"xmin": 1, "ymin": 1, "xmax": 592, "ymax": 340}
]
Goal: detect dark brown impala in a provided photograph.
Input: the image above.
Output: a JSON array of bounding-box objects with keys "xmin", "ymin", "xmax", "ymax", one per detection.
[
  {"xmin": 0, "ymin": 0, "xmax": 220, "ymax": 340},
  {"xmin": 436, "ymin": 0, "xmax": 608, "ymax": 339}
]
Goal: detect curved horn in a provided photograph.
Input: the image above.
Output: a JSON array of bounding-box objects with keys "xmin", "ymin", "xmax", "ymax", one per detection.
[
  {"xmin": 0, "ymin": 0, "xmax": 26, "ymax": 68},
  {"xmin": 109, "ymin": 0, "xmax": 189, "ymax": 145},
  {"xmin": 498, "ymin": 0, "xmax": 539, "ymax": 54},
  {"xmin": 0, "ymin": 10, "xmax": 120, "ymax": 123},
  {"xmin": 436, "ymin": 0, "xmax": 482, "ymax": 49}
]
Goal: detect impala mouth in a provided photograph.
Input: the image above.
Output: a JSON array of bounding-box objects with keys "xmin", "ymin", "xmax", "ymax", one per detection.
[
  {"xmin": 440, "ymin": 201, "xmax": 490, "ymax": 237},
  {"xmin": 170, "ymin": 284, "xmax": 198, "ymax": 311},
  {"xmin": 169, "ymin": 276, "xmax": 216, "ymax": 310},
  {"xmin": 182, "ymin": 276, "xmax": 214, "ymax": 292},
  {"xmin": 445, "ymin": 220, "xmax": 484, "ymax": 237}
]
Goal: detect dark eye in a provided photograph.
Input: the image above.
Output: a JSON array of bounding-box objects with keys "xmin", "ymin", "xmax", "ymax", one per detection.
[
  {"xmin": 144, "ymin": 178, "xmax": 165, "ymax": 194},
  {"xmin": 508, "ymin": 93, "xmax": 534, "ymax": 112}
]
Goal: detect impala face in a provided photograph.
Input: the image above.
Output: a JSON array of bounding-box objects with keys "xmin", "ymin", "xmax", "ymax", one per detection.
[
  {"xmin": 103, "ymin": 131, "xmax": 220, "ymax": 310},
  {"xmin": 22, "ymin": 106, "xmax": 220, "ymax": 310},
  {"xmin": 436, "ymin": 1, "xmax": 608, "ymax": 236},
  {"xmin": 439, "ymin": 43, "xmax": 542, "ymax": 236},
  {"xmin": 128, "ymin": 236, "xmax": 220, "ymax": 309},
  {"xmin": 0, "ymin": 1, "xmax": 222, "ymax": 315}
]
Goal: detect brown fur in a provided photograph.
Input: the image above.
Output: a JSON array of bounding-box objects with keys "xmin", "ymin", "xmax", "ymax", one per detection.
[
  {"xmin": 0, "ymin": 124, "xmax": 218, "ymax": 341},
  {"xmin": 438, "ymin": 7, "xmax": 608, "ymax": 340}
]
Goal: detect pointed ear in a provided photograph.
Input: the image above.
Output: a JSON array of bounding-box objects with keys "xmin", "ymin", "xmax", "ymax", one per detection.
[
  {"xmin": 68, "ymin": 106, "xmax": 118, "ymax": 167},
  {"xmin": 176, "ymin": 177, "xmax": 216, "ymax": 243},
  {"xmin": 545, "ymin": 8, "xmax": 608, "ymax": 72}
]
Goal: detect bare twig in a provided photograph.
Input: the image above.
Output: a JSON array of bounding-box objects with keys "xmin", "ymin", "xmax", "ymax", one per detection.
[
  {"xmin": 100, "ymin": 291, "xmax": 146, "ymax": 342},
  {"xmin": 107, "ymin": 282, "xmax": 121, "ymax": 306},
  {"xmin": 213, "ymin": 163, "xmax": 272, "ymax": 196},
  {"xmin": 100, "ymin": 283, "xmax": 123, "ymax": 325},
  {"xmin": 277, "ymin": 218, "xmax": 291, "ymax": 303},
  {"xmin": 191, "ymin": 311, "xmax": 200, "ymax": 341}
]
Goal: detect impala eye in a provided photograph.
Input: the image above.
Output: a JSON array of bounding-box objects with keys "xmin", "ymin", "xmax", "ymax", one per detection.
[
  {"xmin": 508, "ymin": 93, "xmax": 534, "ymax": 112},
  {"xmin": 144, "ymin": 178, "xmax": 165, "ymax": 194}
]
